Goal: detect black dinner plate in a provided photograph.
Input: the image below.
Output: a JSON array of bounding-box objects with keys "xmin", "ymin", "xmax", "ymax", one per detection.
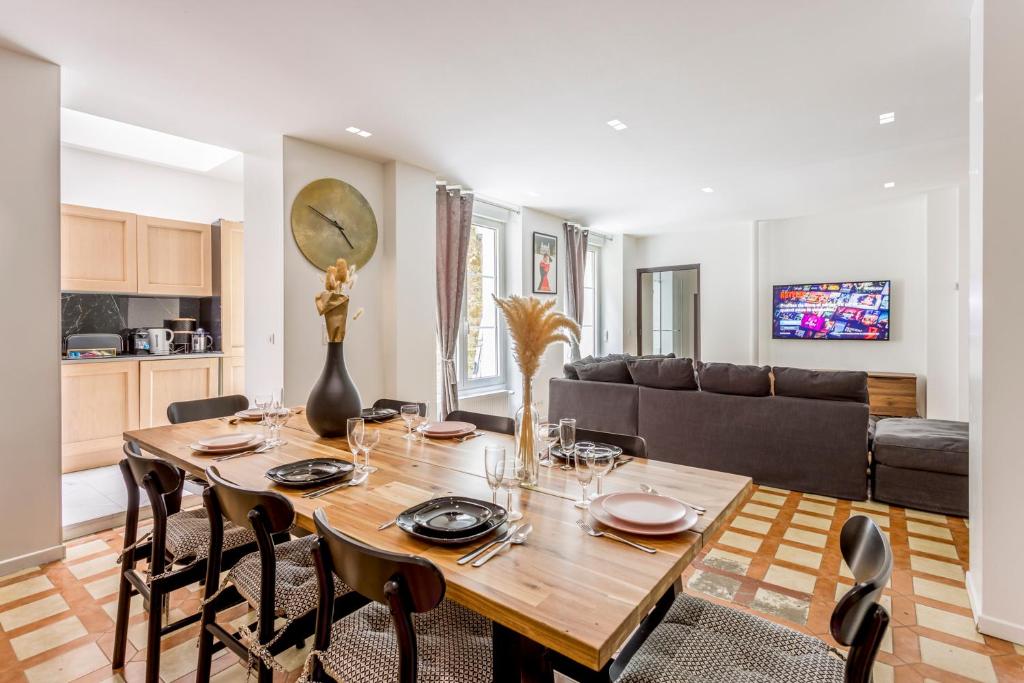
[
  {"xmin": 265, "ymin": 458, "xmax": 354, "ymax": 489},
  {"xmin": 361, "ymin": 407, "xmax": 399, "ymax": 423},
  {"xmin": 549, "ymin": 442, "xmax": 623, "ymax": 461},
  {"xmin": 397, "ymin": 497, "xmax": 507, "ymax": 545}
]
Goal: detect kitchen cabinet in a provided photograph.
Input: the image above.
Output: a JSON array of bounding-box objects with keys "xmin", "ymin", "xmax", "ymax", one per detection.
[
  {"xmin": 60, "ymin": 205, "xmax": 138, "ymax": 293},
  {"xmin": 139, "ymin": 357, "xmax": 220, "ymax": 427},
  {"xmin": 221, "ymin": 355, "xmax": 246, "ymax": 396},
  {"xmin": 61, "ymin": 361, "xmax": 140, "ymax": 473},
  {"xmin": 214, "ymin": 220, "xmax": 245, "ymax": 356},
  {"xmin": 137, "ymin": 215, "xmax": 213, "ymax": 296}
]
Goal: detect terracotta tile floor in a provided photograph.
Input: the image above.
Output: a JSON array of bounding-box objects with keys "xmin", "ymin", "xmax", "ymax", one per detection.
[{"xmin": 0, "ymin": 487, "xmax": 1022, "ymax": 682}]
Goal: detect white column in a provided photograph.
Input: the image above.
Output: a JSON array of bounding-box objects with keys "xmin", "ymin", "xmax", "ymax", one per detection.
[
  {"xmin": 0, "ymin": 47, "xmax": 64, "ymax": 572},
  {"xmin": 967, "ymin": 0, "xmax": 1024, "ymax": 644}
]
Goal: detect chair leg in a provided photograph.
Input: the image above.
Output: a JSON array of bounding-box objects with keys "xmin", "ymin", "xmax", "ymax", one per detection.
[
  {"xmin": 258, "ymin": 660, "xmax": 273, "ymax": 683},
  {"xmin": 195, "ymin": 601, "xmax": 216, "ymax": 683},
  {"xmin": 144, "ymin": 587, "xmax": 163, "ymax": 683},
  {"xmin": 110, "ymin": 571, "xmax": 132, "ymax": 669}
]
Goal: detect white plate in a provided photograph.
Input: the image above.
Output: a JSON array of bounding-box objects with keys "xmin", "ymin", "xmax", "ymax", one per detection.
[
  {"xmin": 589, "ymin": 494, "xmax": 698, "ymax": 536},
  {"xmin": 602, "ymin": 492, "xmax": 688, "ymax": 526},
  {"xmin": 198, "ymin": 432, "xmax": 259, "ymax": 449},
  {"xmin": 191, "ymin": 434, "xmax": 263, "ymax": 454}
]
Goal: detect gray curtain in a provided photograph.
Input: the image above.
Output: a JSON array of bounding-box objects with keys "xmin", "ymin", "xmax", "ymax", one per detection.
[
  {"xmin": 563, "ymin": 222, "xmax": 589, "ymax": 361},
  {"xmin": 436, "ymin": 186, "xmax": 474, "ymax": 418}
]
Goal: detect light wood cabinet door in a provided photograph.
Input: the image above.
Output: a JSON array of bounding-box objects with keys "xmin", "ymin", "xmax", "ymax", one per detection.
[
  {"xmin": 60, "ymin": 205, "xmax": 138, "ymax": 292},
  {"xmin": 139, "ymin": 358, "xmax": 220, "ymax": 427},
  {"xmin": 61, "ymin": 361, "xmax": 140, "ymax": 473},
  {"xmin": 215, "ymin": 220, "xmax": 245, "ymax": 356},
  {"xmin": 137, "ymin": 216, "xmax": 213, "ymax": 296},
  {"xmin": 221, "ymin": 355, "xmax": 245, "ymax": 396}
]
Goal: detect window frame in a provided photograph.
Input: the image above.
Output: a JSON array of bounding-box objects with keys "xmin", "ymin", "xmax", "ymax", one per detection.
[
  {"xmin": 457, "ymin": 216, "xmax": 507, "ymax": 394},
  {"xmin": 578, "ymin": 245, "xmax": 601, "ymax": 358}
]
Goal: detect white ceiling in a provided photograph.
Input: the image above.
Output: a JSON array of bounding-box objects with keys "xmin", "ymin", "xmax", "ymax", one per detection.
[{"xmin": 0, "ymin": 0, "xmax": 970, "ymax": 234}]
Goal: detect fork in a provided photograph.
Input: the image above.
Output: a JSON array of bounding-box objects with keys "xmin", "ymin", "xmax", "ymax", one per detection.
[
  {"xmin": 457, "ymin": 431, "xmax": 485, "ymax": 442},
  {"xmin": 212, "ymin": 443, "xmax": 273, "ymax": 462},
  {"xmin": 576, "ymin": 519, "xmax": 657, "ymax": 553}
]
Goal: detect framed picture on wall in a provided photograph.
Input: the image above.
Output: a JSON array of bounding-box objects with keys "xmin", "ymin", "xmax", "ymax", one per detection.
[{"xmin": 532, "ymin": 232, "xmax": 558, "ymax": 294}]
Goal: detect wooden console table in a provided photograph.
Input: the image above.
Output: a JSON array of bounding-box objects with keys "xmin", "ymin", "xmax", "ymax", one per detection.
[{"xmin": 867, "ymin": 372, "xmax": 918, "ymax": 417}]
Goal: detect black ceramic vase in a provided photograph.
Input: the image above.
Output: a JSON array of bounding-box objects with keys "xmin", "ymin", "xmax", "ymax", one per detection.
[{"xmin": 306, "ymin": 341, "xmax": 363, "ymax": 437}]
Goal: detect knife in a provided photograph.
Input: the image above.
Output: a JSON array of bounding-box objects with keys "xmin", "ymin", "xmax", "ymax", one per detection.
[{"xmin": 456, "ymin": 524, "xmax": 518, "ymax": 565}]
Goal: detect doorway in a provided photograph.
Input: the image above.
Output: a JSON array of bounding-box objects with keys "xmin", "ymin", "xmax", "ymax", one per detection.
[{"xmin": 637, "ymin": 264, "xmax": 700, "ymax": 360}]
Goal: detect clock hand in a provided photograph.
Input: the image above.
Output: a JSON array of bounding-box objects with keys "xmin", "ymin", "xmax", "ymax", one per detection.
[{"xmin": 307, "ymin": 205, "xmax": 355, "ymax": 249}]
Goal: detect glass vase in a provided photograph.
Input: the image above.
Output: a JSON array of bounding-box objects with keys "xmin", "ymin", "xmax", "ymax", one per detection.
[{"xmin": 514, "ymin": 382, "xmax": 540, "ymax": 486}]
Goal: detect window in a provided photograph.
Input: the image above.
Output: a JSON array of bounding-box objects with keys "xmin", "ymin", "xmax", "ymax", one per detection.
[
  {"xmin": 580, "ymin": 247, "xmax": 600, "ymax": 357},
  {"xmin": 459, "ymin": 215, "xmax": 506, "ymax": 392}
]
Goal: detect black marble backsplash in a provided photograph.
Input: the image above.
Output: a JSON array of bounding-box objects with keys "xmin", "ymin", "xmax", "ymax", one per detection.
[{"xmin": 61, "ymin": 293, "xmax": 207, "ymax": 340}]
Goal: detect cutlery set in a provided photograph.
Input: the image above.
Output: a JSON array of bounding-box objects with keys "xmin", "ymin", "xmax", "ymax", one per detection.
[
  {"xmin": 453, "ymin": 523, "xmax": 534, "ymax": 567},
  {"xmin": 212, "ymin": 443, "xmax": 274, "ymax": 462},
  {"xmin": 640, "ymin": 483, "xmax": 706, "ymax": 515},
  {"xmin": 301, "ymin": 471, "xmax": 369, "ymax": 499}
]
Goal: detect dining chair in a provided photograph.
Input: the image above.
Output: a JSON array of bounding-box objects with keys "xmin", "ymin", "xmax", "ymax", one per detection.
[
  {"xmin": 195, "ymin": 467, "xmax": 365, "ymax": 683},
  {"xmin": 373, "ymin": 398, "xmax": 427, "ymax": 417},
  {"xmin": 574, "ymin": 428, "xmax": 647, "ymax": 459},
  {"xmin": 299, "ymin": 507, "xmax": 492, "ymax": 683},
  {"xmin": 167, "ymin": 394, "xmax": 249, "ymax": 424},
  {"xmin": 446, "ymin": 409, "xmax": 515, "ymax": 435},
  {"xmin": 599, "ymin": 514, "xmax": 892, "ymax": 683},
  {"xmin": 113, "ymin": 442, "xmax": 259, "ymax": 683}
]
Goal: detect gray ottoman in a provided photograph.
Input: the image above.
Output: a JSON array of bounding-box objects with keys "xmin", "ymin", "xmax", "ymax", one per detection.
[{"xmin": 871, "ymin": 418, "xmax": 968, "ymax": 517}]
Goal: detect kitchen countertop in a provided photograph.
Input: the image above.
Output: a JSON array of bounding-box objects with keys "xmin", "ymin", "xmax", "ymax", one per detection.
[{"xmin": 62, "ymin": 352, "xmax": 225, "ymax": 365}]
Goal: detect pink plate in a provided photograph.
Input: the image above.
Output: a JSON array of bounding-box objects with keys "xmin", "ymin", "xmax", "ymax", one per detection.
[
  {"xmin": 234, "ymin": 409, "xmax": 264, "ymax": 421},
  {"xmin": 198, "ymin": 432, "xmax": 259, "ymax": 449},
  {"xmin": 190, "ymin": 434, "xmax": 263, "ymax": 454},
  {"xmin": 421, "ymin": 421, "xmax": 476, "ymax": 438},
  {"xmin": 602, "ymin": 492, "xmax": 688, "ymax": 526},
  {"xmin": 589, "ymin": 494, "xmax": 698, "ymax": 536}
]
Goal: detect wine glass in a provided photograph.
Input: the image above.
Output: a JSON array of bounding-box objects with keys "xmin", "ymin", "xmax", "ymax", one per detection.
[
  {"xmin": 590, "ymin": 446, "xmax": 617, "ymax": 497},
  {"xmin": 346, "ymin": 417, "xmax": 365, "ymax": 468},
  {"xmin": 360, "ymin": 428, "xmax": 380, "ymax": 473},
  {"xmin": 559, "ymin": 418, "xmax": 576, "ymax": 471},
  {"xmin": 254, "ymin": 393, "xmax": 272, "ymax": 431},
  {"xmin": 414, "ymin": 412, "xmax": 429, "ymax": 442},
  {"xmin": 573, "ymin": 445, "xmax": 596, "ymax": 509},
  {"xmin": 265, "ymin": 402, "xmax": 289, "ymax": 448},
  {"xmin": 484, "ymin": 446, "xmax": 505, "ymax": 505},
  {"xmin": 501, "ymin": 457, "xmax": 524, "ymax": 522},
  {"xmin": 400, "ymin": 404, "xmax": 420, "ymax": 440},
  {"xmin": 536, "ymin": 422, "xmax": 559, "ymax": 467}
]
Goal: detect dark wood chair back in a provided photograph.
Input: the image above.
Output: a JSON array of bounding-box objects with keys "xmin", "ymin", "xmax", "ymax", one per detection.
[
  {"xmin": 119, "ymin": 441, "xmax": 186, "ymax": 576},
  {"xmin": 575, "ymin": 428, "xmax": 648, "ymax": 459},
  {"xmin": 167, "ymin": 394, "xmax": 250, "ymax": 424},
  {"xmin": 446, "ymin": 409, "xmax": 514, "ymax": 435},
  {"xmin": 830, "ymin": 515, "xmax": 893, "ymax": 683},
  {"xmin": 374, "ymin": 398, "xmax": 427, "ymax": 417},
  {"xmin": 311, "ymin": 508, "xmax": 445, "ymax": 683}
]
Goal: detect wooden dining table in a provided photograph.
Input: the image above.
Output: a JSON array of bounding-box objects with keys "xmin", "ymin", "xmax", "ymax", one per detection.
[{"xmin": 125, "ymin": 411, "xmax": 751, "ymax": 682}]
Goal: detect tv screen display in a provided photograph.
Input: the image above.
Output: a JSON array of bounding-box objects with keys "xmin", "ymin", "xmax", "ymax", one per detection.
[{"xmin": 772, "ymin": 281, "xmax": 890, "ymax": 340}]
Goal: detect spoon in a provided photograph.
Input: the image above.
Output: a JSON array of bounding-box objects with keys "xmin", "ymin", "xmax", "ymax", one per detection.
[
  {"xmin": 640, "ymin": 483, "xmax": 706, "ymax": 514},
  {"xmin": 472, "ymin": 523, "xmax": 533, "ymax": 567},
  {"xmin": 302, "ymin": 471, "xmax": 368, "ymax": 499}
]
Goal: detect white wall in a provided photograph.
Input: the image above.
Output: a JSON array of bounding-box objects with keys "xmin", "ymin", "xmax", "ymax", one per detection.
[
  {"xmin": 757, "ymin": 197, "xmax": 930, "ymax": 410},
  {"xmin": 0, "ymin": 47, "xmax": 64, "ymax": 574},
  {"xmin": 925, "ymin": 187, "xmax": 962, "ymax": 420},
  {"xmin": 61, "ymin": 146, "xmax": 242, "ymax": 223},
  {"xmin": 625, "ymin": 223, "xmax": 757, "ymax": 364},
  {"xmin": 967, "ymin": 0, "xmax": 1024, "ymax": 645},
  {"xmin": 282, "ymin": 137, "xmax": 385, "ymax": 407},
  {"xmin": 599, "ymin": 235, "xmax": 624, "ymax": 354}
]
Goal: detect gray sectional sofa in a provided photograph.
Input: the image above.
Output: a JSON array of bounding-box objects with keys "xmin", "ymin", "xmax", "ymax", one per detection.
[{"xmin": 549, "ymin": 357, "xmax": 871, "ymax": 500}]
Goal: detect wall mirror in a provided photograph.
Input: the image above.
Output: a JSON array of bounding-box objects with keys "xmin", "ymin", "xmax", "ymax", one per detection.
[{"xmin": 637, "ymin": 264, "xmax": 700, "ymax": 359}]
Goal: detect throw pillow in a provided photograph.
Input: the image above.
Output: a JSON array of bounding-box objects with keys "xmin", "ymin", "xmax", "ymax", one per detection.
[
  {"xmin": 576, "ymin": 359, "xmax": 633, "ymax": 384},
  {"xmin": 626, "ymin": 357, "xmax": 697, "ymax": 390},
  {"xmin": 697, "ymin": 362, "xmax": 771, "ymax": 397},
  {"xmin": 772, "ymin": 367, "xmax": 869, "ymax": 403},
  {"xmin": 564, "ymin": 355, "xmax": 596, "ymax": 379}
]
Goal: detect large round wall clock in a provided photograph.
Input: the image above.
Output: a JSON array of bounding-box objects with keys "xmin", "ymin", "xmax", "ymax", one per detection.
[{"xmin": 290, "ymin": 178, "xmax": 378, "ymax": 271}]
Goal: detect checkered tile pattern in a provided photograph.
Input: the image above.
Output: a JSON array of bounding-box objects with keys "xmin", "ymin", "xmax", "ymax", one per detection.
[{"xmin": 683, "ymin": 486, "xmax": 1024, "ymax": 683}]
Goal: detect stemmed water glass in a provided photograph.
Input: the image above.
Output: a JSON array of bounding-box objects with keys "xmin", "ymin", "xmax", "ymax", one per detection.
[
  {"xmin": 347, "ymin": 417, "xmax": 365, "ymax": 467},
  {"xmin": 484, "ymin": 446, "xmax": 505, "ymax": 505},
  {"xmin": 590, "ymin": 446, "xmax": 617, "ymax": 498},
  {"xmin": 254, "ymin": 393, "xmax": 272, "ymax": 430},
  {"xmin": 360, "ymin": 428, "xmax": 380, "ymax": 473},
  {"xmin": 537, "ymin": 422, "xmax": 559, "ymax": 467},
  {"xmin": 559, "ymin": 418, "xmax": 576, "ymax": 471},
  {"xmin": 265, "ymin": 401, "xmax": 289, "ymax": 448},
  {"xmin": 501, "ymin": 457, "xmax": 524, "ymax": 521},
  {"xmin": 400, "ymin": 404, "xmax": 420, "ymax": 441},
  {"xmin": 573, "ymin": 445, "xmax": 596, "ymax": 509}
]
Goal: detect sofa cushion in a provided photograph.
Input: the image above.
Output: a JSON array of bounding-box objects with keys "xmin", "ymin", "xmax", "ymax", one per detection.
[
  {"xmin": 626, "ymin": 357, "xmax": 697, "ymax": 390},
  {"xmin": 577, "ymin": 359, "xmax": 633, "ymax": 384},
  {"xmin": 873, "ymin": 418, "xmax": 968, "ymax": 476},
  {"xmin": 696, "ymin": 362, "xmax": 771, "ymax": 397},
  {"xmin": 563, "ymin": 355, "xmax": 595, "ymax": 379},
  {"xmin": 773, "ymin": 367, "xmax": 869, "ymax": 403}
]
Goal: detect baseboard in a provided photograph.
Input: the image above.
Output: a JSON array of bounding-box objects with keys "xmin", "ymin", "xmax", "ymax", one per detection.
[
  {"xmin": 966, "ymin": 570, "xmax": 1024, "ymax": 645},
  {"xmin": 0, "ymin": 544, "xmax": 66, "ymax": 578}
]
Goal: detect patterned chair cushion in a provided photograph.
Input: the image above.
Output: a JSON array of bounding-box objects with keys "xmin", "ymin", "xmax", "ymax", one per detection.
[
  {"xmin": 615, "ymin": 594, "xmax": 845, "ymax": 683},
  {"xmin": 165, "ymin": 508, "xmax": 256, "ymax": 563},
  {"xmin": 228, "ymin": 535, "xmax": 348, "ymax": 620},
  {"xmin": 308, "ymin": 599, "xmax": 492, "ymax": 683}
]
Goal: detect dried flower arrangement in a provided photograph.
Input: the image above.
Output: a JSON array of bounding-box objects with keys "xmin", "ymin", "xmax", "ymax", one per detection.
[{"xmin": 316, "ymin": 257, "xmax": 364, "ymax": 342}]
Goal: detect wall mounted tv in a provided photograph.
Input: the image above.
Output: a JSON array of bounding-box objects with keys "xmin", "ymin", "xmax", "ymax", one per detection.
[{"xmin": 772, "ymin": 281, "xmax": 890, "ymax": 340}]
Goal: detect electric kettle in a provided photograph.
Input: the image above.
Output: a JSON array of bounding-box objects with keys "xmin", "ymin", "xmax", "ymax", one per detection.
[{"xmin": 146, "ymin": 328, "xmax": 174, "ymax": 355}]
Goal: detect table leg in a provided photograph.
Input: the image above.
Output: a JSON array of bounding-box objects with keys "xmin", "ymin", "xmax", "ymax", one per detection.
[{"xmin": 492, "ymin": 622, "xmax": 554, "ymax": 683}]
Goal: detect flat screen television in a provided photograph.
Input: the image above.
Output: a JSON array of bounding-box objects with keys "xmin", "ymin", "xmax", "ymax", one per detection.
[{"xmin": 772, "ymin": 280, "xmax": 890, "ymax": 340}]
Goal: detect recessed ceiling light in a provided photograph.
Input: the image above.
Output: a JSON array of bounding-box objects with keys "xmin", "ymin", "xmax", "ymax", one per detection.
[
  {"xmin": 883, "ymin": 181, "xmax": 896, "ymax": 189},
  {"xmin": 60, "ymin": 108, "xmax": 240, "ymax": 173},
  {"xmin": 606, "ymin": 119, "xmax": 628, "ymax": 131},
  {"xmin": 879, "ymin": 112, "xmax": 895, "ymax": 125},
  {"xmin": 356, "ymin": 130, "xmax": 372, "ymax": 138},
  {"xmin": 701, "ymin": 187, "xmax": 715, "ymax": 193},
  {"xmin": 345, "ymin": 126, "xmax": 361, "ymax": 134}
]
